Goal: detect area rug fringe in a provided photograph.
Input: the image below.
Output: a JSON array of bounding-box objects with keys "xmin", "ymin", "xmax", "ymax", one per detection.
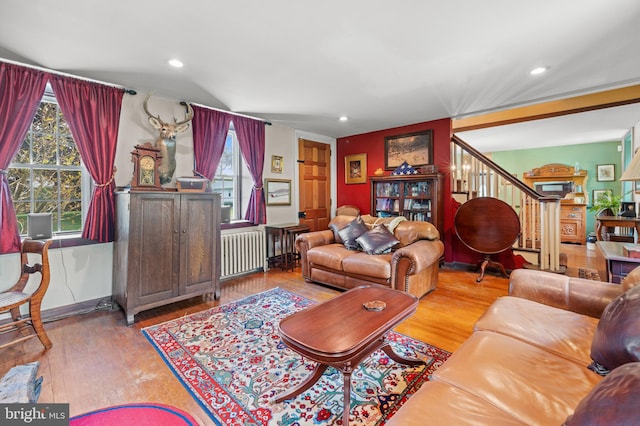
[{"xmin": 142, "ymin": 287, "xmax": 449, "ymax": 425}]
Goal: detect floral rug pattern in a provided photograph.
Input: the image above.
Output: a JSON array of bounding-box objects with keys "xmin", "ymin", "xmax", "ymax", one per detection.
[{"xmin": 142, "ymin": 288, "xmax": 450, "ymax": 425}]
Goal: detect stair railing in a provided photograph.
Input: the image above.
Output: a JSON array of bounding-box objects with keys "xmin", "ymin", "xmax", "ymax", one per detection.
[{"xmin": 451, "ymin": 135, "xmax": 562, "ymax": 272}]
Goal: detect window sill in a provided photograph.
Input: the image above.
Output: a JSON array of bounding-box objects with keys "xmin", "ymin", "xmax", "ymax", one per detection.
[
  {"xmin": 28, "ymin": 234, "xmax": 103, "ymax": 250},
  {"xmin": 221, "ymin": 220, "xmax": 254, "ymax": 231}
]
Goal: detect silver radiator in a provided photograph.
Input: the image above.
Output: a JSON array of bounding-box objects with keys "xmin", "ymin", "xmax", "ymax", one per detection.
[{"xmin": 221, "ymin": 230, "xmax": 266, "ymax": 279}]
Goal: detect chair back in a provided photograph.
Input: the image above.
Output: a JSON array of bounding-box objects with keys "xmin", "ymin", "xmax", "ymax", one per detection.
[{"xmin": 15, "ymin": 239, "xmax": 52, "ymax": 297}]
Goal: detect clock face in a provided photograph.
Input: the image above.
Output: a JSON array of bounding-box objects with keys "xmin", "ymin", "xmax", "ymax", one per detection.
[{"xmin": 139, "ymin": 155, "xmax": 156, "ymax": 185}]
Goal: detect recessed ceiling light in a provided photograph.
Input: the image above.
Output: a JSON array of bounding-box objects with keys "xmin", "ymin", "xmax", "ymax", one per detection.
[
  {"xmin": 530, "ymin": 66, "xmax": 549, "ymax": 75},
  {"xmin": 339, "ymin": 116, "xmax": 348, "ymax": 122},
  {"xmin": 168, "ymin": 59, "xmax": 184, "ymax": 68}
]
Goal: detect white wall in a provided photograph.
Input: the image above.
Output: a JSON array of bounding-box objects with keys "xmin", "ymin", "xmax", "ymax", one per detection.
[
  {"xmin": 1, "ymin": 91, "xmax": 336, "ymax": 313},
  {"xmin": 0, "ymin": 243, "xmax": 113, "ymax": 313}
]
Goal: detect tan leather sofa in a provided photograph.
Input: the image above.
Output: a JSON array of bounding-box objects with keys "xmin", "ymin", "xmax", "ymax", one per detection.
[
  {"xmin": 296, "ymin": 215, "xmax": 444, "ymax": 298},
  {"xmin": 388, "ymin": 268, "xmax": 639, "ymax": 425}
]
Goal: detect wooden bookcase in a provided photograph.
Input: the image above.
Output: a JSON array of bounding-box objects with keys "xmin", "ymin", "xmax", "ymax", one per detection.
[{"xmin": 370, "ymin": 174, "xmax": 444, "ymax": 236}]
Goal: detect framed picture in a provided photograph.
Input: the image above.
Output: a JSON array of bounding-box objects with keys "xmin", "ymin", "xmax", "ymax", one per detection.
[
  {"xmin": 620, "ymin": 201, "xmax": 637, "ymax": 217},
  {"xmin": 384, "ymin": 130, "xmax": 432, "ymax": 170},
  {"xmin": 593, "ymin": 189, "xmax": 613, "ymax": 203},
  {"xmin": 596, "ymin": 164, "xmax": 615, "ymax": 182},
  {"xmin": 271, "ymin": 155, "xmax": 283, "ymax": 173},
  {"xmin": 265, "ymin": 178, "xmax": 291, "ymax": 205},
  {"xmin": 345, "ymin": 153, "xmax": 367, "ymax": 184}
]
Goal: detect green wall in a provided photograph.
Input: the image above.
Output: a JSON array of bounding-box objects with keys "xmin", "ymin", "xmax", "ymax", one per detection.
[{"xmin": 491, "ymin": 140, "xmax": 622, "ymax": 239}]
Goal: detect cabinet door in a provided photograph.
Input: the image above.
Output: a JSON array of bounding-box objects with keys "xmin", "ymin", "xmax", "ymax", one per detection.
[
  {"xmin": 179, "ymin": 194, "xmax": 220, "ymax": 294},
  {"xmin": 130, "ymin": 193, "xmax": 180, "ymax": 307}
]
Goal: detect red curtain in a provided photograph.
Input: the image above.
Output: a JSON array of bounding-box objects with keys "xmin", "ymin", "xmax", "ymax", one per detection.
[
  {"xmin": 234, "ymin": 116, "xmax": 266, "ymax": 225},
  {"xmin": 49, "ymin": 76, "xmax": 123, "ymax": 242},
  {"xmin": 192, "ymin": 105, "xmax": 232, "ymax": 180},
  {"xmin": 0, "ymin": 62, "xmax": 49, "ymax": 254}
]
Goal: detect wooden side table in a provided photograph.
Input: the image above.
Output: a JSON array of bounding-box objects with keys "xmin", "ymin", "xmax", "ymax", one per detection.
[
  {"xmin": 265, "ymin": 223, "xmax": 310, "ymax": 271},
  {"xmin": 597, "ymin": 241, "xmax": 640, "ymax": 283},
  {"xmin": 595, "ymin": 216, "xmax": 640, "ymax": 242}
]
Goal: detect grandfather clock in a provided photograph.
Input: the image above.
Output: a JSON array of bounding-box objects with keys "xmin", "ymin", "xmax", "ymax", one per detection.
[{"xmin": 131, "ymin": 143, "xmax": 163, "ymax": 191}]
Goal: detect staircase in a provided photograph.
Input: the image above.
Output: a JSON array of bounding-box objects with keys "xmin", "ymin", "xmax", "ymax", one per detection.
[{"xmin": 451, "ymin": 135, "xmax": 563, "ymax": 272}]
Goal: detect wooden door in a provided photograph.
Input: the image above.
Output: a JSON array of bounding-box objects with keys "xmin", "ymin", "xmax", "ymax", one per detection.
[{"xmin": 298, "ymin": 138, "xmax": 331, "ymax": 232}]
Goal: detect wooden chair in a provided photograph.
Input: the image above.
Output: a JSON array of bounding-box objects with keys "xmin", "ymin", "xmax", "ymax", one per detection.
[
  {"xmin": 336, "ymin": 205, "xmax": 360, "ymax": 216},
  {"xmin": 0, "ymin": 239, "xmax": 53, "ymax": 350}
]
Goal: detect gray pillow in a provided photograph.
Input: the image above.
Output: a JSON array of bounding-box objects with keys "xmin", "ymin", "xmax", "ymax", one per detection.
[
  {"xmin": 356, "ymin": 224, "xmax": 400, "ymax": 255},
  {"xmin": 337, "ymin": 216, "xmax": 368, "ymax": 250}
]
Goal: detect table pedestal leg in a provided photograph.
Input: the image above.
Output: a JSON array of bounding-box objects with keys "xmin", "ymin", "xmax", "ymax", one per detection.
[
  {"xmin": 342, "ymin": 367, "xmax": 352, "ymax": 426},
  {"xmin": 380, "ymin": 344, "xmax": 426, "ymax": 366},
  {"xmin": 274, "ymin": 363, "xmax": 328, "ymax": 403}
]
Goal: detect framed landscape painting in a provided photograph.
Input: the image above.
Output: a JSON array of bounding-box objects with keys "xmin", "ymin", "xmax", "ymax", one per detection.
[
  {"xmin": 265, "ymin": 179, "xmax": 291, "ymax": 205},
  {"xmin": 384, "ymin": 130, "xmax": 433, "ymax": 170}
]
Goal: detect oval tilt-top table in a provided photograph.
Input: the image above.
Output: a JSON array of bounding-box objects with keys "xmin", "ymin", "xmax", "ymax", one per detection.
[{"xmin": 454, "ymin": 197, "xmax": 521, "ymax": 282}]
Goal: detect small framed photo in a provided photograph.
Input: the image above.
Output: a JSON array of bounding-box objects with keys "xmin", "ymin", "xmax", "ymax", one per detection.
[
  {"xmin": 596, "ymin": 164, "xmax": 615, "ymax": 182},
  {"xmin": 265, "ymin": 178, "xmax": 291, "ymax": 205},
  {"xmin": 593, "ymin": 189, "xmax": 613, "ymax": 203},
  {"xmin": 345, "ymin": 153, "xmax": 367, "ymax": 184},
  {"xmin": 271, "ymin": 155, "xmax": 283, "ymax": 173},
  {"xmin": 621, "ymin": 201, "xmax": 637, "ymax": 218}
]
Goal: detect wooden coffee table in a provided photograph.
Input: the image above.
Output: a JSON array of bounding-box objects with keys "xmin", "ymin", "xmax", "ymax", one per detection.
[{"xmin": 274, "ymin": 285, "xmax": 425, "ymax": 425}]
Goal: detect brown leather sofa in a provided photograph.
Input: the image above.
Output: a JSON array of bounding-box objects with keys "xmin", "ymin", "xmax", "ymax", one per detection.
[
  {"xmin": 296, "ymin": 215, "xmax": 444, "ymax": 298},
  {"xmin": 387, "ymin": 268, "xmax": 640, "ymax": 425}
]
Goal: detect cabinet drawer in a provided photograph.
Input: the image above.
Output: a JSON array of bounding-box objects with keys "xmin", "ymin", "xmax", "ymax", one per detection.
[
  {"xmin": 560, "ymin": 206, "xmax": 585, "ymax": 220},
  {"xmin": 610, "ymin": 260, "xmax": 640, "ymax": 276}
]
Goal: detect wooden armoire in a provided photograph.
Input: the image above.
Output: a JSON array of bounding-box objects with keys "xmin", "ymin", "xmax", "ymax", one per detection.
[{"xmin": 112, "ymin": 191, "xmax": 221, "ymax": 325}]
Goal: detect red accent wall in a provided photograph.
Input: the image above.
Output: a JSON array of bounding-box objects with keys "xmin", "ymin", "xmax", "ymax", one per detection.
[{"xmin": 336, "ymin": 118, "xmax": 457, "ymax": 261}]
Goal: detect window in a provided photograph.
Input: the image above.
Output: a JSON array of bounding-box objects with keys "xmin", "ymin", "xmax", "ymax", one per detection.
[
  {"xmin": 209, "ymin": 128, "xmax": 250, "ymax": 221},
  {"xmin": 8, "ymin": 89, "xmax": 89, "ymax": 236}
]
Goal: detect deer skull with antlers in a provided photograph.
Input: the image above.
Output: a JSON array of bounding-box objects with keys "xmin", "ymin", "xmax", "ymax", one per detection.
[{"xmin": 143, "ymin": 93, "xmax": 194, "ymax": 185}]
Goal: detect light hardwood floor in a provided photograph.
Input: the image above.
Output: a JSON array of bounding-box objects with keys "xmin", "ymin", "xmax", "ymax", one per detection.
[{"xmin": 0, "ymin": 243, "xmax": 604, "ymax": 424}]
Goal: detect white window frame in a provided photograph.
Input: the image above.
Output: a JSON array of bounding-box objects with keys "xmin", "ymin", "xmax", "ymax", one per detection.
[{"xmin": 8, "ymin": 87, "xmax": 90, "ymax": 236}]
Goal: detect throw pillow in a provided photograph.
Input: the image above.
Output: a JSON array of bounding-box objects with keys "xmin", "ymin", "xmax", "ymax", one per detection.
[
  {"xmin": 589, "ymin": 284, "xmax": 640, "ymax": 375},
  {"xmin": 356, "ymin": 224, "xmax": 400, "ymax": 255},
  {"xmin": 337, "ymin": 216, "xmax": 369, "ymax": 250},
  {"xmin": 0, "ymin": 361, "xmax": 42, "ymax": 403},
  {"xmin": 564, "ymin": 362, "xmax": 640, "ymax": 425}
]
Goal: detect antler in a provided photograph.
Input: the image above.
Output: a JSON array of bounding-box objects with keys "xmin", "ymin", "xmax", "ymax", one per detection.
[
  {"xmin": 174, "ymin": 101, "xmax": 194, "ymax": 126},
  {"xmin": 143, "ymin": 92, "xmax": 162, "ymax": 122},
  {"xmin": 143, "ymin": 92, "xmax": 193, "ymax": 125}
]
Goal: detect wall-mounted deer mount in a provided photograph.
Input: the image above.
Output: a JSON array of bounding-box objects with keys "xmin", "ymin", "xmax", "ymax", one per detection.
[{"xmin": 143, "ymin": 93, "xmax": 194, "ymax": 185}]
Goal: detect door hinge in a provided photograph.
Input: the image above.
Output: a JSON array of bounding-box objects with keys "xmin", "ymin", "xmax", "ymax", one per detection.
[{"xmin": 297, "ymin": 159, "xmax": 304, "ymax": 163}]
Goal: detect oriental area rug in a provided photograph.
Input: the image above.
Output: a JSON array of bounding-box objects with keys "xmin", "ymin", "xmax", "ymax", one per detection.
[{"xmin": 142, "ymin": 288, "xmax": 450, "ymax": 425}]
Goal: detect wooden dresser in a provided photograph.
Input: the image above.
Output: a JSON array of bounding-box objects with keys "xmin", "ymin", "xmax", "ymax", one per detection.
[{"xmin": 112, "ymin": 191, "xmax": 221, "ymax": 325}]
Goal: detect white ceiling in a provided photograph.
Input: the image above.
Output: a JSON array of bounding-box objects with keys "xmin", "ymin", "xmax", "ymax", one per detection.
[{"xmin": 2, "ymin": 0, "xmax": 640, "ymax": 151}]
